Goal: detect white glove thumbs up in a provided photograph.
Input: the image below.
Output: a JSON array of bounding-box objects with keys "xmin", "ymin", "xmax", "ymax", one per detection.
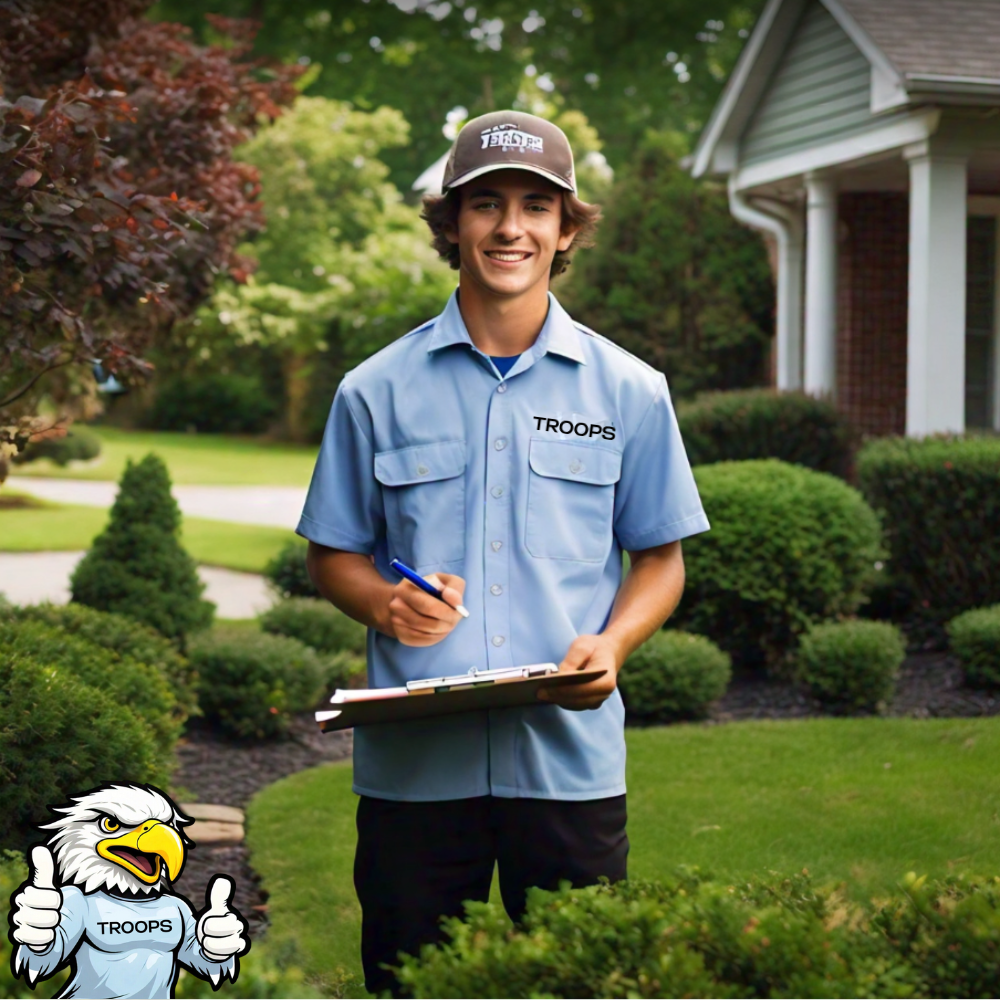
[
  {"xmin": 196, "ymin": 875, "xmax": 248, "ymax": 963},
  {"xmin": 12, "ymin": 845, "xmax": 62, "ymax": 953}
]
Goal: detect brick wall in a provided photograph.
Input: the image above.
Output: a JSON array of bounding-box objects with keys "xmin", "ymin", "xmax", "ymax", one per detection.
[{"xmin": 836, "ymin": 193, "xmax": 909, "ymax": 437}]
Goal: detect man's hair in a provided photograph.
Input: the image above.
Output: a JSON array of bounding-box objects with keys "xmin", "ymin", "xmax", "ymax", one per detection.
[{"xmin": 420, "ymin": 185, "xmax": 601, "ymax": 279}]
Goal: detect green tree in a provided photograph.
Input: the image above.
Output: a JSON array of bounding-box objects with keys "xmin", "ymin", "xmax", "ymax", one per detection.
[
  {"xmin": 71, "ymin": 454, "xmax": 214, "ymax": 645},
  {"xmin": 150, "ymin": 0, "xmax": 766, "ymax": 188},
  {"xmin": 559, "ymin": 132, "xmax": 773, "ymax": 397},
  {"xmin": 172, "ymin": 96, "xmax": 454, "ymax": 440}
]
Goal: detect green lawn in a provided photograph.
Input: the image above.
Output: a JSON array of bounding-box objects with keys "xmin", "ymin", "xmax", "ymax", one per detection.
[
  {"xmin": 0, "ymin": 493, "xmax": 295, "ymax": 573},
  {"xmin": 13, "ymin": 427, "xmax": 318, "ymax": 486},
  {"xmin": 245, "ymin": 717, "xmax": 1000, "ymax": 997}
]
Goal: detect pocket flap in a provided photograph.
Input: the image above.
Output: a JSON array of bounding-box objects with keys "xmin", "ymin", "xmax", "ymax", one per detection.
[
  {"xmin": 528, "ymin": 438, "xmax": 622, "ymax": 486},
  {"xmin": 374, "ymin": 440, "xmax": 467, "ymax": 487}
]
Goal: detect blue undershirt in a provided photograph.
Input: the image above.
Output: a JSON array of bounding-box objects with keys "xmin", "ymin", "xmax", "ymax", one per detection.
[{"xmin": 491, "ymin": 355, "xmax": 520, "ymax": 377}]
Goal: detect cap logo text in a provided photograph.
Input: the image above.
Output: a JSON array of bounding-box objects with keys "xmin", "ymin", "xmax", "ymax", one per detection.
[{"xmin": 481, "ymin": 123, "xmax": 544, "ymax": 153}]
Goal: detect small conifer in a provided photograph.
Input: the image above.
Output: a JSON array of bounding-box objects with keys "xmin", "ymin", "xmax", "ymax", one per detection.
[{"xmin": 71, "ymin": 454, "xmax": 214, "ymax": 645}]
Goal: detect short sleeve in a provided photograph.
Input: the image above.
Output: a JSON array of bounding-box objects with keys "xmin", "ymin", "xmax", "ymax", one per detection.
[
  {"xmin": 296, "ymin": 380, "xmax": 383, "ymax": 552},
  {"xmin": 613, "ymin": 375, "xmax": 710, "ymax": 551}
]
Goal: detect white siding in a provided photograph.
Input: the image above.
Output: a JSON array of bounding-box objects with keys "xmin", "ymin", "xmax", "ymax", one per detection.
[{"xmin": 741, "ymin": 2, "xmax": 873, "ymax": 165}]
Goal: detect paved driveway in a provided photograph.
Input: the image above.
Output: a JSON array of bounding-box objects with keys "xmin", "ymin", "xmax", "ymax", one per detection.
[{"xmin": 6, "ymin": 477, "xmax": 308, "ymax": 530}]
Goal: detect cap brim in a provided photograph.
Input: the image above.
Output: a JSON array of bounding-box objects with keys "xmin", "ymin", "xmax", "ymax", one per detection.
[{"xmin": 444, "ymin": 162, "xmax": 575, "ymax": 193}]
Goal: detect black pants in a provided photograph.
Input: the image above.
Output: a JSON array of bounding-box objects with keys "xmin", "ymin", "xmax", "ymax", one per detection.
[{"xmin": 354, "ymin": 793, "xmax": 628, "ymax": 996}]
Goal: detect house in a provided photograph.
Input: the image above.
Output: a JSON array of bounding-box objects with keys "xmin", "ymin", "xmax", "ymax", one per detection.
[{"xmin": 692, "ymin": 0, "xmax": 1000, "ymax": 437}]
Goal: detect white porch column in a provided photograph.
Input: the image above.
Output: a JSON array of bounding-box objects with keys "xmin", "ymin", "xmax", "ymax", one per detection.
[
  {"xmin": 803, "ymin": 173, "xmax": 838, "ymax": 397},
  {"xmin": 905, "ymin": 149, "xmax": 968, "ymax": 436}
]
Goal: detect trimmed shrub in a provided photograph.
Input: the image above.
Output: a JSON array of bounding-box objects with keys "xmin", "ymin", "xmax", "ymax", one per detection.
[
  {"xmin": 673, "ymin": 460, "xmax": 884, "ymax": 672},
  {"xmin": 948, "ymin": 604, "xmax": 1000, "ymax": 688},
  {"xmin": 71, "ymin": 453, "xmax": 214, "ymax": 646},
  {"xmin": 857, "ymin": 435, "xmax": 1000, "ymax": 643},
  {"xmin": 264, "ymin": 538, "xmax": 319, "ymax": 599},
  {"xmin": 795, "ymin": 619, "xmax": 905, "ymax": 712},
  {"xmin": 189, "ymin": 629, "xmax": 327, "ymax": 739},
  {"xmin": 6, "ymin": 602, "xmax": 198, "ymax": 718},
  {"xmin": 12, "ymin": 424, "xmax": 102, "ymax": 467},
  {"xmin": 618, "ymin": 630, "xmax": 730, "ymax": 723},
  {"xmin": 677, "ymin": 388, "xmax": 855, "ymax": 479},
  {"xmin": 148, "ymin": 372, "xmax": 278, "ymax": 434},
  {"xmin": 0, "ymin": 651, "xmax": 161, "ymax": 849},
  {"xmin": 260, "ymin": 598, "xmax": 367, "ymax": 655},
  {"xmin": 395, "ymin": 869, "xmax": 1000, "ymax": 999}
]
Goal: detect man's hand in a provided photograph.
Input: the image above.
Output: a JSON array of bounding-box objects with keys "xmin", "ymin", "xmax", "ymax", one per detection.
[
  {"xmin": 387, "ymin": 573, "xmax": 467, "ymax": 647},
  {"xmin": 11, "ymin": 846, "xmax": 62, "ymax": 953},
  {"xmin": 538, "ymin": 634, "xmax": 623, "ymax": 711}
]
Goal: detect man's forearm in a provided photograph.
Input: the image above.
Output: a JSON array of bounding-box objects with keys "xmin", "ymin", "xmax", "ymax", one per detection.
[
  {"xmin": 602, "ymin": 540, "xmax": 686, "ymax": 669},
  {"xmin": 306, "ymin": 543, "xmax": 396, "ymax": 636}
]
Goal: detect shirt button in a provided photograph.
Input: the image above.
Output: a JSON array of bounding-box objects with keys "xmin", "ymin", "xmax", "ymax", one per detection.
[
  {"xmin": 494, "ymin": 437, "xmax": 507, "ymax": 450},
  {"xmin": 569, "ymin": 459, "xmax": 583, "ymax": 474},
  {"xmin": 492, "ymin": 635, "xmax": 505, "ymax": 646},
  {"xmin": 490, "ymin": 584, "xmax": 503, "ymax": 596},
  {"xmin": 497, "ymin": 383, "xmax": 508, "ymax": 393},
  {"xmin": 416, "ymin": 464, "xmax": 430, "ymax": 476},
  {"xmin": 491, "ymin": 486, "xmax": 504, "ymax": 498},
  {"xmin": 491, "ymin": 540, "xmax": 502, "ymax": 552}
]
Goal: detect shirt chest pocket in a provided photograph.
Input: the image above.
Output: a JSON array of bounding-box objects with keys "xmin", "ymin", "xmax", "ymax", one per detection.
[
  {"xmin": 374, "ymin": 440, "xmax": 467, "ymax": 572},
  {"xmin": 525, "ymin": 438, "xmax": 622, "ymax": 562}
]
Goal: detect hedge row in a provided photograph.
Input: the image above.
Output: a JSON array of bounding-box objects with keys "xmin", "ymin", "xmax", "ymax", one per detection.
[
  {"xmin": 948, "ymin": 604, "xmax": 1000, "ymax": 689},
  {"xmin": 397, "ymin": 869, "xmax": 1000, "ymax": 998}
]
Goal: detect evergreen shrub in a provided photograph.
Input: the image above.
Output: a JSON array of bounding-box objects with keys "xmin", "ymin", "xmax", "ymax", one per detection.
[
  {"xmin": 857, "ymin": 435, "xmax": 1000, "ymax": 643},
  {"xmin": 677, "ymin": 389, "xmax": 855, "ymax": 479},
  {"xmin": 618, "ymin": 631, "xmax": 730, "ymax": 723},
  {"xmin": 673, "ymin": 460, "xmax": 883, "ymax": 672},
  {"xmin": 189, "ymin": 629, "xmax": 327, "ymax": 739},
  {"xmin": 0, "ymin": 649, "xmax": 160, "ymax": 849},
  {"xmin": 796, "ymin": 620, "xmax": 905, "ymax": 712},
  {"xmin": 70, "ymin": 454, "xmax": 214, "ymax": 645},
  {"xmin": 12, "ymin": 425, "xmax": 102, "ymax": 467},
  {"xmin": 947, "ymin": 605, "xmax": 1000, "ymax": 688},
  {"xmin": 264, "ymin": 538, "xmax": 319, "ymax": 599},
  {"xmin": 148, "ymin": 372, "xmax": 277, "ymax": 434},
  {"xmin": 7, "ymin": 602, "xmax": 198, "ymax": 718},
  {"xmin": 395, "ymin": 870, "xmax": 1000, "ymax": 999},
  {"xmin": 260, "ymin": 598, "xmax": 366, "ymax": 655}
]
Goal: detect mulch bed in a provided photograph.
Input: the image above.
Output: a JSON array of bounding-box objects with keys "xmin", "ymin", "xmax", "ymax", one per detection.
[{"xmin": 171, "ymin": 653, "xmax": 998, "ymax": 934}]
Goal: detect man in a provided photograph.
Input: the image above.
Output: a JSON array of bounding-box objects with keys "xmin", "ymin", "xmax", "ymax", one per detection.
[{"xmin": 298, "ymin": 110, "xmax": 709, "ymax": 995}]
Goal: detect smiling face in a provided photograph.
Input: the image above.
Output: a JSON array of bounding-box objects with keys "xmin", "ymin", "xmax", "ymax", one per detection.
[{"xmin": 445, "ymin": 169, "xmax": 579, "ymax": 304}]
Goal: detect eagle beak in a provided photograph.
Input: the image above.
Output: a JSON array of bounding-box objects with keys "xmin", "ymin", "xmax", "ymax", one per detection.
[{"xmin": 97, "ymin": 821, "xmax": 185, "ymax": 884}]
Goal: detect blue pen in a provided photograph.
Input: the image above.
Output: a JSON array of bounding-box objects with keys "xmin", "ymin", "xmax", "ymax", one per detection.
[{"xmin": 390, "ymin": 558, "xmax": 470, "ymax": 618}]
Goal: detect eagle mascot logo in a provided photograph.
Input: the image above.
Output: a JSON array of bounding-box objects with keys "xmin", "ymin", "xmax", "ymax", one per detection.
[{"xmin": 7, "ymin": 783, "xmax": 250, "ymax": 999}]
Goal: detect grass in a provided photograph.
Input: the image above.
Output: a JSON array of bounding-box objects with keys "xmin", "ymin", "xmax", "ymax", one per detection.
[
  {"xmin": 245, "ymin": 716, "xmax": 1000, "ymax": 996},
  {"xmin": 12, "ymin": 426, "xmax": 318, "ymax": 486},
  {"xmin": 0, "ymin": 492, "xmax": 295, "ymax": 573}
]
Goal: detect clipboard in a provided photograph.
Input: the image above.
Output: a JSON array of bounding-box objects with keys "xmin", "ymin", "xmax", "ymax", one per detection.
[{"xmin": 314, "ymin": 663, "xmax": 607, "ymax": 733}]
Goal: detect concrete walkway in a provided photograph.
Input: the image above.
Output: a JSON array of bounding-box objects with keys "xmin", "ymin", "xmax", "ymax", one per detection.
[
  {"xmin": 0, "ymin": 552, "xmax": 274, "ymax": 619},
  {"xmin": 6, "ymin": 477, "xmax": 308, "ymax": 530}
]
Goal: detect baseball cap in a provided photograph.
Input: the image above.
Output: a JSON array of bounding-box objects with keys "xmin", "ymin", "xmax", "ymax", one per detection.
[{"xmin": 441, "ymin": 110, "xmax": 577, "ymax": 194}]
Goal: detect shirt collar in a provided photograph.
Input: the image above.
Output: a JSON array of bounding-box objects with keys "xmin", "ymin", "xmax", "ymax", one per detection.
[{"xmin": 426, "ymin": 289, "xmax": 587, "ymax": 365}]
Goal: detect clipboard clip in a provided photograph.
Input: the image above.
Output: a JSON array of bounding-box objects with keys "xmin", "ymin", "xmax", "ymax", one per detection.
[{"xmin": 405, "ymin": 662, "xmax": 558, "ymax": 693}]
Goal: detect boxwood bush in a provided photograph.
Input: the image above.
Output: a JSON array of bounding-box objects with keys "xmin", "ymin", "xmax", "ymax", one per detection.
[
  {"xmin": 795, "ymin": 619, "xmax": 906, "ymax": 712},
  {"xmin": 677, "ymin": 388, "xmax": 855, "ymax": 479},
  {"xmin": 948, "ymin": 604, "xmax": 1000, "ymax": 688},
  {"xmin": 672, "ymin": 460, "xmax": 883, "ymax": 673},
  {"xmin": 396, "ymin": 869, "xmax": 1000, "ymax": 999},
  {"xmin": 260, "ymin": 598, "xmax": 366, "ymax": 655},
  {"xmin": 618, "ymin": 630, "xmax": 730, "ymax": 723},
  {"xmin": 0, "ymin": 647, "xmax": 161, "ymax": 849},
  {"xmin": 189, "ymin": 629, "xmax": 327, "ymax": 739},
  {"xmin": 264, "ymin": 539, "xmax": 319, "ymax": 599},
  {"xmin": 12, "ymin": 424, "xmax": 102, "ymax": 467},
  {"xmin": 6, "ymin": 602, "xmax": 198, "ymax": 718},
  {"xmin": 857, "ymin": 435, "xmax": 1000, "ymax": 643}
]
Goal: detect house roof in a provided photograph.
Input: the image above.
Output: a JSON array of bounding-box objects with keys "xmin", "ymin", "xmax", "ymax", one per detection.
[
  {"xmin": 839, "ymin": 0, "xmax": 1000, "ymax": 84},
  {"xmin": 692, "ymin": 0, "xmax": 1000, "ymax": 178}
]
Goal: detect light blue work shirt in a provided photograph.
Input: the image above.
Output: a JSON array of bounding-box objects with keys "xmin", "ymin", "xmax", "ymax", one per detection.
[{"xmin": 297, "ymin": 290, "xmax": 710, "ymax": 802}]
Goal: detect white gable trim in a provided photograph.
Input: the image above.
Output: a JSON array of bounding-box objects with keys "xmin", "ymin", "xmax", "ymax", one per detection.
[{"xmin": 734, "ymin": 107, "xmax": 941, "ymax": 190}]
